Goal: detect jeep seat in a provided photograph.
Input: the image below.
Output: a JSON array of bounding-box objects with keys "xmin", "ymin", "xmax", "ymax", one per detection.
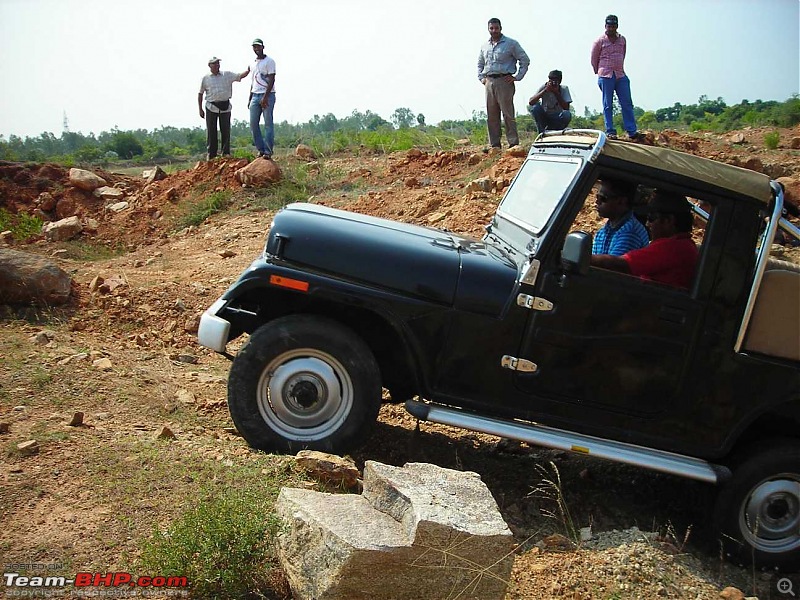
[{"xmin": 742, "ymin": 260, "xmax": 800, "ymax": 362}]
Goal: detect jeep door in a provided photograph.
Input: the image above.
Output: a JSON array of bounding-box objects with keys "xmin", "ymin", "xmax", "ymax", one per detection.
[{"xmin": 514, "ymin": 263, "xmax": 704, "ymax": 421}]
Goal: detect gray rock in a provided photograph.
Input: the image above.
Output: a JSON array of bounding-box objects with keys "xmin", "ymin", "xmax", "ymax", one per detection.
[
  {"xmin": 42, "ymin": 216, "xmax": 83, "ymax": 242},
  {"xmin": 69, "ymin": 168, "xmax": 107, "ymax": 191},
  {"xmin": 94, "ymin": 186, "xmax": 124, "ymax": 200},
  {"xmin": 275, "ymin": 461, "xmax": 513, "ymax": 600},
  {"xmin": 0, "ymin": 249, "xmax": 72, "ymax": 305},
  {"xmin": 142, "ymin": 166, "xmax": 167, "ymax": 184},
  {"xmin": 17, "ymin": 440, "xmax": 39, "ymax": 456},
  {"xmin": 107, "ymin": 201, "xmax": 129, "ymax": 213}
]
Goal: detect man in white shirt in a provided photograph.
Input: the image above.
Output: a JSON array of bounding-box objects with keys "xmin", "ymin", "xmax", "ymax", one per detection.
[
  {"xmin": 198, "ymin": 57, "xmax": 249, "ymax": 159},
  {"xmin": 249, "ymin": 38, "xmax": 276, "ymax": 159}
]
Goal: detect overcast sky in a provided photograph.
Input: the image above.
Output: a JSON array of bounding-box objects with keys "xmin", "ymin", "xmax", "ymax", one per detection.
[{"xmin": 1, "ymin": 0, "xmax": 798, "ymax": 139}]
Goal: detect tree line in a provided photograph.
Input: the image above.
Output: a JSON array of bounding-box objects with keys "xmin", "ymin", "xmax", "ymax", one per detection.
[{"xmin": 0, "ymin": 96, "xmax": 797, "ymax": 165}]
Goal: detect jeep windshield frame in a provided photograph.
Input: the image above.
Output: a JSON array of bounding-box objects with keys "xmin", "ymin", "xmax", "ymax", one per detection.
[{"xmin": 489, "ymin": 155, "xmax": 585, "ymax": 256}]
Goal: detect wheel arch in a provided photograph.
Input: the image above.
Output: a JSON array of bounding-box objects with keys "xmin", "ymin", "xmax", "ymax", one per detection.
[
  {"xmin": 229, "ymin": 286, "xmax": 423, "ymax": 398},
  {"xmin": 725, "ymin": 396, "xmax": 800, "ymax": 459}
]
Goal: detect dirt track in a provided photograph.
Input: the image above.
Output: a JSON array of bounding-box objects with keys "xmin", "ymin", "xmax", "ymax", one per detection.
[{"xmin": 2, "ymin": 127, "xmax": 800, "ymax": 598}]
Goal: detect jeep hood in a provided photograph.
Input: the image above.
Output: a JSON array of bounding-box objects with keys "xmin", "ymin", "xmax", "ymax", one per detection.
[{"xmin": 265, "ymin": 203, "xmax": 519, "ymax": 314}]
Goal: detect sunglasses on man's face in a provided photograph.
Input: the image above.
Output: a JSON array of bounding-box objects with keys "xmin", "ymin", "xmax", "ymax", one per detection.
[{"xmin": 596, "ymin": 193, "xmax": 616, "ymax": 203}]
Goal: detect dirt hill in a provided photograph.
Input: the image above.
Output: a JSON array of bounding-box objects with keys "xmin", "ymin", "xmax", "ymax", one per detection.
[{"xmin": 1, "ymin": 127, "xmax": 799, "ymax": 599}]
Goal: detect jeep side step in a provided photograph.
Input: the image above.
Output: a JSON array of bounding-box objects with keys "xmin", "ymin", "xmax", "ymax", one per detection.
[{"xmin": 405, "ymin": 400, "xmax": 730, "ymax": 484}]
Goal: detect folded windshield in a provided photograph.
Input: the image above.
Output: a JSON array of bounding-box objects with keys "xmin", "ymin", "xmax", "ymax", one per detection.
[{"xmin": 497, "ymin": 156, "xmax": 582, "ymax": 234}]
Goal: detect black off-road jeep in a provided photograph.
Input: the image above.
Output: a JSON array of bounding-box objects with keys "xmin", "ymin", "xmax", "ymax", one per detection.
[{"xmin": 198, "ymin": 131, "xmax": 800, "ymax": 569}]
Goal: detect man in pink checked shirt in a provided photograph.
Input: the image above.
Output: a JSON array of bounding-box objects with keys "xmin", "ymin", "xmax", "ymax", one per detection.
[{"xmin": 590, "ymin": 14, "xmax": 643, "ymax": 141}]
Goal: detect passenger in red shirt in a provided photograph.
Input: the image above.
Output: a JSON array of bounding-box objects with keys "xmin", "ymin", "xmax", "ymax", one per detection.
[{"xmin": 591, "ymin": 191, "xmax": 699, "ymax": 289}]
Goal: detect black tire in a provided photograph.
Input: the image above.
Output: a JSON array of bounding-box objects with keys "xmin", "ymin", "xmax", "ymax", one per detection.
[
  {"xmin": 228, "ymin": 315, "xmax": 381, "ymax": 454},
  {"xmin": 714, "ymin": 439, "xmax": 800, "ymax": 571}
]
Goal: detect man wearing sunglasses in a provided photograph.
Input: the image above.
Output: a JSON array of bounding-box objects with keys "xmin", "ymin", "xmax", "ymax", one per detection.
[
  {"xmin": 592, "ymin": 179, "xmax": 649, "ymax": 256},
  {"xmin": 591, "ymin": 191, "xmax": 699, "ymax": 289}
]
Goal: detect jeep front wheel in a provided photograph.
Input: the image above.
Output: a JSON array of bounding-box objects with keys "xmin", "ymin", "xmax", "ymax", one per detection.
[
  {"xmin": 228, "ymin": 315, "xmax": 381, "ymax": 454},
  {"xmin": 714, "ymin": 439, "xmax": 800, "ymax": 570}
]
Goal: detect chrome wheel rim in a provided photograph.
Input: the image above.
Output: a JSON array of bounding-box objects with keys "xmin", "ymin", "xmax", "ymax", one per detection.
[{"xmin": 740, "ymin": 474, "xmax": 800, "ymax": 554}]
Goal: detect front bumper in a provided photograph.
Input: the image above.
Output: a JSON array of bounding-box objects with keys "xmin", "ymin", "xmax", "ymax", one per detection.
[{"xmin": 197, "ymin": 298, "xmax": 231, "ymax": 353}]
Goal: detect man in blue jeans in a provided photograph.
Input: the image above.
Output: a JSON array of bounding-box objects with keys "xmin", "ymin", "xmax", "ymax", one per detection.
[
  {"xmin": 248, "ymin": 38, "xmax": 276, "ymax": 159},
  {"xmin": 527, "ymin": 69, "xmax": 572, "ymax": 134},
  {"xmin": 590, "ymin": 15, "xmax": 642, "ymax": 141}
]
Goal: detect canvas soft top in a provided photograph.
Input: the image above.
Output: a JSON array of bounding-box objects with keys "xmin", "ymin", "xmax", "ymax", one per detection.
[{"xmin": 533, "ymin": 133, "xmax": 773, "ymax": 203}]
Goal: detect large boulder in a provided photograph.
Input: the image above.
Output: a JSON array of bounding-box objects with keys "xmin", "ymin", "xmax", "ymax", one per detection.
[
  {"xmin": 235, "ymin": 158, "xmax": 282, "ymax": 186},
  {"xmin": 0, "ymin": 249, "xmax": 72, "ymax": 305},
  {"xmin": 275, "ymin": 461, "xmax": 514, "ymax": 600},
  {"xmin": 68, "ymin": 168, "xmax": 107, "ymax": 191}
]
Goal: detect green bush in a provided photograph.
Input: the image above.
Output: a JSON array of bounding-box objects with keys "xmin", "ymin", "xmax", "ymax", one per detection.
[
  {"xmin": 764, "ymin": 131, "xmax": 780, "ymax": 150},
  {"xmin": 138, "ymin": 489, "xmax": 283, "ymax": 599},
  {"xmin": 0, "ymin": 208, "xmax": 43, "ymax": 241}
]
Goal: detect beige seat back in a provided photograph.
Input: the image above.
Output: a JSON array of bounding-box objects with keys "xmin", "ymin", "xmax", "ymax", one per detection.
[{"xmin": 743, "ymin": 266, "xmax": 800, "ymax": 362}]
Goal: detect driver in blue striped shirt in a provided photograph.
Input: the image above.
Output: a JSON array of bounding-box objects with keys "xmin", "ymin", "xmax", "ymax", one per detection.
[{"xmin": 592, "ymin": 179, "xmax": 650, "ymax": 255}]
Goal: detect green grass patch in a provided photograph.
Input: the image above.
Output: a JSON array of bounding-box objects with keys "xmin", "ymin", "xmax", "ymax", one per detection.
[
  {"xmin": 248, "ymin": 160, "xmax": 337, "ymax": 212},
  {"xmin": 0, "ymin": 208, "xmax": 43, "ymax": 242},
  {"xmin": 137, "ymin": 482, "xmax": 286, "ymax": 598},
  {"xmin": 55, "ymin": 240, "xmax": 126, "ymax": 261},
  {"xmin": 179, "ymin": 189, "xmax": 233, "ymax": 228}
]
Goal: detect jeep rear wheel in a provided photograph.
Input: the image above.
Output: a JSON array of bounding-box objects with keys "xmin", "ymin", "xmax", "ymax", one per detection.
[
  {"xmin": 714, "ymin": 440, "xmax": 800, "ymax": 570},
  {"xmin": 228, "ymin": 315, "xmax": 381, "ymax": 453}
]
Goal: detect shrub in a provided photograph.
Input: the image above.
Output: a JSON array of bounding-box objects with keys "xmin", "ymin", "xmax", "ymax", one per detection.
[
  {"xmin": 138, "ymin": 489, "xmax": 284, "ymax": 599},
  {"xmin": 764, "ymin": 131, "xmax": 780, "ymax": 150},
  {"xmin": 0, "ymin": 208, "xmax": 43, "ymax": 242}
]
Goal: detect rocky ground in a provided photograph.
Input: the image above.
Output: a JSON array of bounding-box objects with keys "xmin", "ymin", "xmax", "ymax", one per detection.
[{"xmin": 1, "ymin": 125, "xmax": 799, "ymax": 599}]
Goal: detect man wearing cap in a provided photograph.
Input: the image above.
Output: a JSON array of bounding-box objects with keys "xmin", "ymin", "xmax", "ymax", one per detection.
[
  {"xmin": 249, "ymin": 38, "xmax": 276, "ymax": 159},
  {"xmin": 591, "ymin": 191, "xmax": 699, "ymax": 289},
  {"xmin": 527, "ymin": 70, "xmax": 572, "ymax": 134},
  {"xmin": 198, "ymin": 57, "xmax": 250, "ymax": 160},
  {"xmin": 477, "ymin": 18, "xmax": 530, "ymax": 150},
  {"xmin": 590, "ymin": 15, "xmax": 643, "ymax": 141}
]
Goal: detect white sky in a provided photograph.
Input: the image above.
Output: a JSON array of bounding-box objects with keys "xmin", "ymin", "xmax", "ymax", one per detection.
[{"xmin": 1, "ymin": 0, "xmax": 798, "ymax": 139}]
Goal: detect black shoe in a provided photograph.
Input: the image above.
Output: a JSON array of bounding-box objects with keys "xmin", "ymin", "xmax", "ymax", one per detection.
[{"xmin": 627, "ymin": 131, "xmax": 645, "ymax": 142}]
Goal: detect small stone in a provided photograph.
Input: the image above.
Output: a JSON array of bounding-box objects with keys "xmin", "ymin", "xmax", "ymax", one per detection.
[
  {"xmin": 93, "ymin": 357, "xmax": 113, "ymax": 371},
  {"xmin": 157, "ymin": 426, "xmax": 176, "ymax": 440},
  {"xmin": 68, "ymin": 412, "xmax": 84, "ymax": 427},
  {"xmin": 218, "ymin": 249, "xmax": 237, "ymax": 258},
  {"xmin": 0, "ymin": 422, "xmax": 9, "ymax": 434},
  {"xmin": 17, "ymin": 440, "xmax": 40, "ymax": 456},
  {"xmin": 175, "ymin": 389, "xmax": 196, "ymax": 404}
]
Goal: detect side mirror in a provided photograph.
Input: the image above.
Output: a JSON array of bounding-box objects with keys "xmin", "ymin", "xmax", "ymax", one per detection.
[{"xmin": 561, "ymin": 232, "xmax": 592, "ymax": 275}]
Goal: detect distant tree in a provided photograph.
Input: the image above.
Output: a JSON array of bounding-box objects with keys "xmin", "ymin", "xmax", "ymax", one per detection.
[
  {"xmin": 391, "ymin": 107, "xmax": 415, "ymax": 129},
  {"xmin": 108, "ymin": 132, "xmax": 143, "ymax": 159},
  {"xmin": 363, "ymin": 116, "xmax": 385, "ymax": 130}
]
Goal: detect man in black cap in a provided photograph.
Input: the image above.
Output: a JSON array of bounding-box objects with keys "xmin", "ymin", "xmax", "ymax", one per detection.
[
  {"xmin": 590, "ymin": 15, "xmax": 643, "ymax": 141},
  {"xmin": 591, "ymin": 191, "xmax": 699, "ymax": 289},
  {"xmin": 249, "ymin": 38, "xmax": 276, "ymax": 159},
  {"xmin": 198, "ymin": 57, "xmax": 250, "ymax": 159},
  {"xmin": 527, "ymin": 69, "xmax": 572, "ymax": 133}
]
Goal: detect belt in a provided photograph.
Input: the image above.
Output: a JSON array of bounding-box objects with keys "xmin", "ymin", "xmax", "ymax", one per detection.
[{"xmin": 486, "ymin": 73, "xmax": 512, "ymax": 78}]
